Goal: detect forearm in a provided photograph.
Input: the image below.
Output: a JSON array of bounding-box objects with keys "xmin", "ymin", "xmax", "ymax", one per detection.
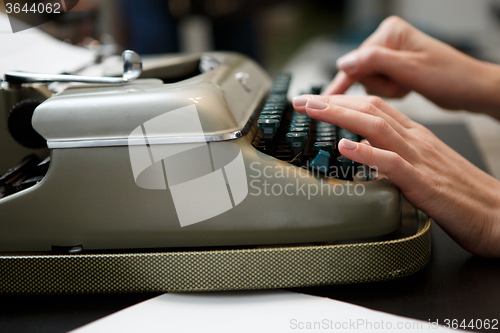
[{"xmin": 465, "ymin": 61, "xmax": 500, "ymax": 120}]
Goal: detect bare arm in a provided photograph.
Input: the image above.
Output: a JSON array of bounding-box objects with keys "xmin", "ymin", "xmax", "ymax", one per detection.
[{"xmin": 323, "ymin": 16, "xmax": 500, "ymax": 120}]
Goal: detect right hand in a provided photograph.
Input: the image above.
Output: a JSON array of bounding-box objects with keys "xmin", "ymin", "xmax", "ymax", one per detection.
[
  {"xmin": 323, "ymin": 16, "xmax": 500, "ymax": 118},
  {"xmin": 293, "ymin": 94, "xmax": 500, "ymax": 257}
]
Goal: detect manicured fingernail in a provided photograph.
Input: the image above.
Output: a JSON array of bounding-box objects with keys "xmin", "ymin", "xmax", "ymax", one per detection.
[
  {"xmin": 306, "ymin": 99, "xmax": 328, "ymax": 110},
  {"xmin": 292, "ymin": 96, "xmax": 308, "ymax": 106},
  {"xmin": 341, "ymin": 138, "xmax": 358, "ymax": 150},
  {"xmin": 336, "ymin": 54, "xmax": 357, "ymax": 73}
]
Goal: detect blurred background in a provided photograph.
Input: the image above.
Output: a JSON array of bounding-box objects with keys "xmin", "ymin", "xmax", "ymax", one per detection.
[{"xmin": 4, "ymin": 0, "xmax": 500, "ymax": 73}]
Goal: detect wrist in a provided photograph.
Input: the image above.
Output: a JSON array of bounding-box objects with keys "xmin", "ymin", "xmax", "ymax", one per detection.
[
  {"xmin": 467, "ymin": 178, "xmax": 500, "ymax": 257},
  {"xmin": 483, "ymin": 181, "xmax": 500, "ymax": 257}
]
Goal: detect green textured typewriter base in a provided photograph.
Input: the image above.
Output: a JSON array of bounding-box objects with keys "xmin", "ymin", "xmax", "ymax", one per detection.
[{"xmin": 0, "ymin": 203, "xmax": 430, "ymax": 295}]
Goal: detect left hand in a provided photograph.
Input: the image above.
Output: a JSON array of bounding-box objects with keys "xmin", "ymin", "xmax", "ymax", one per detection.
[{"xmin": 321, "ymin": 16, "xmax": 500, "ymax": 119}]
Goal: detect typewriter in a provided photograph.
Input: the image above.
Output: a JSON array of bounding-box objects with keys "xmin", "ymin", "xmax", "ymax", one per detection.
[{"xmin": 0, "ymin": 51, "xmax": 430, "ymax": 294}]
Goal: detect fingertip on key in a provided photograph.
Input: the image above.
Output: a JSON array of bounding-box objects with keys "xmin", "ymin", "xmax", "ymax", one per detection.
[
  {"xmin": 306, "ymin": 99, "xmax": 328, "ymax": 110},
  {"xmin": 340, "ymin": 138, "xmax": 358, "ymax": 150},
  {"xmin": 292, "ymin": 96, "xmax": 308, "ymax": 107}
]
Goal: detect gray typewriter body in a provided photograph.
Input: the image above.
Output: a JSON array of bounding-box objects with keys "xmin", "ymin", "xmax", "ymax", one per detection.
[{"xmin": 0, "ymin": 52, "xmax": 401, "ymax": 252}]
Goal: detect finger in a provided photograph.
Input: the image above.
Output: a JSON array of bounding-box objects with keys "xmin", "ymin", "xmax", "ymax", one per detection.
[
  {"xmin": 359, "ymin": 16, "xmax": 409, "ymax": 50},
  {"xmin": 359, "ymin": 75, "xmax": 411, "ymax": 98},
  {"xmin": 323, "ymin": 16, "xmax": 411, "ymax": 96},
  {"xmin": 322, "ymin": 71, "xmax": 356, "ymax": 95},
  {"xmin": 323, "ymin": 17, "xmax": 414, "ymax": 96},
  {"xmin": 338, "ymin": 138, "xmax": 418, "ymax": 192},
  {"xmin": 292, "ymin": 95, "xmax": 310, "ymax": 114},
  {"xmin": 294, "ymin": 94, "xmax": 415, "ymax": 132},
  {"xmin": 293, "ymin": 95, "xmax": 330, "ymax": 114},
  {"xmin": 325, "ymin": 95, "xmax": 414, "ymax": 128},
  {"xmin": 301, "ymin": 94, "xmax": 406, "ymax": 134},
  {"xmin": 336, "ymin": 46, "xmax": 418, "ymax": 83},
  {"xmin": 305, "ymin": 99, "xmax": 417, "ymax": 161},
  {"xmin": 360, "ymin": 139, "xmax": 372, "ymax": 146}
]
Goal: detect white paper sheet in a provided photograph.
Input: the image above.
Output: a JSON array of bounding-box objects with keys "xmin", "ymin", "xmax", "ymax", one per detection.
[
  {"xmin": 0, "ymin": 13, "xmax": 95, "ymax": 75},
  {"xmin": 70, "ymin": 290, "xmax": 455, "ymax": 332}
]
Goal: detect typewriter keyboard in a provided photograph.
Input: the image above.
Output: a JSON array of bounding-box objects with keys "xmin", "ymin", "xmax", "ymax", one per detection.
[{"xmin": 252, "ymin": 73, "xmax": 372, "ymax": 181}]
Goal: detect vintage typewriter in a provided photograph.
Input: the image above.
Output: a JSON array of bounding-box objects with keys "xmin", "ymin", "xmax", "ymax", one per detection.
[{"xmin": 0, "ymin": 51, "xmax": 431, "ymax": 294}]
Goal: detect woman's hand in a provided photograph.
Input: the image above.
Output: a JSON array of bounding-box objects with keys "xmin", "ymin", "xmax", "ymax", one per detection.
[
  {"xmin": 323, "ymin": 16, "xmax": 500, "ymax": 119},
  {"xmin": 293, "ymin": 94, "xmax": 500, "ymax": 257}
]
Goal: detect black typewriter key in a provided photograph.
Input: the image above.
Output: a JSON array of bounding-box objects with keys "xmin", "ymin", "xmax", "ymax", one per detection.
[
  {"xmin": 272, "ymin": 75, "xmax": 291, "ymax": 94},
  {"xmin": 317, "ymin": 128, "xmax": 336, "ymax": 134},
  {"xmin": 258, "ymin": 118, "xmax": 280, "ymax": 155},
  {"xmin": 258, "ymin": 118, "xmax": 280, "ymax": 137},
  {"xmin": 286, "ymin": 132, "xmax": 308, "ymax": 156},
  {"xmin": 310, "ymin": 85, "xmax": 323, "ymax": 95},
  {"xmin": 263, "ymin": 104, "xmax": 283, "ymax": 111},
  {"xmin": 267, "ymin": 95, "xmax": 286, "ymax": 101},
  {"xmin": 336, "ymin": 155, "xmax": 359, "ymax": 181},
  {"xmin": 261, "ymin": 110, "xmax": 281, "ymax": 116},
  {"xmin": 316, "ymin": 131, "xmax": 336, "ymax": 137},
  {"xmin": 291, "ymin": 116, "xmax": 309, "ymax": 121},
  {"xmin": 266, "ymin": 101, "xmax": 285, "ymax": 107},
  {"xmin": 317, "ymin": 121, "xmax": 333, "ymax": 126},
  {"xmin": 289, "ymin": 125, "xmax": 309, "ymax": 132},
  {"xmin": 310, "ymin": 149, "xmax": 330, "ymax": 173},
  {"xmin": 260, "ymin": 114, "xmax": 281, "ymax": 121},
  {"xmin": 290, "ymin": 120, "xmax": 309, "ymax": 126},
  {"xmin": 316, "ymin": 136, "xmax": 335, "ymax": 142},
  {"xmin": 263, "ymin": 106, "xmax": 284, "ymax": 113},
  {"xmin": 314, "ymin": 142, "xmax": 335, "ymax": 156},
  {"xmin": 338, "ymin": 128, "xmax": 359, "ymax": 142}
]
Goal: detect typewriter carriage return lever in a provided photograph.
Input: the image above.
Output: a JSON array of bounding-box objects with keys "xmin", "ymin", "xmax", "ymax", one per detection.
[{"xmin": 4, "ymin": 50, "xmax": 143, "ymax": 85}]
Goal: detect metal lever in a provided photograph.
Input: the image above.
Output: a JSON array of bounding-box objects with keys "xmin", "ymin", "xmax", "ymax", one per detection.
[{"xmin": 4, "ymin": 50, "xmax": 142, "ymax": 85}]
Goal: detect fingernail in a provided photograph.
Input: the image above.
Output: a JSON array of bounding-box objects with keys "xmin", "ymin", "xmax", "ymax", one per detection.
[
  {"xmin": 341, "ymin": 138, "xmax": 358, "ymax": 150},
  {"xmin": 306, "ymin": 99, "xmax": 328, "ymax": 110},
  {"xmin": 292, "ymin": 96, "xmax": 308, "ymax": 106},
  {"xmin": 336, "ymin": 54, "xmax": 357, "ymax": 73}
]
